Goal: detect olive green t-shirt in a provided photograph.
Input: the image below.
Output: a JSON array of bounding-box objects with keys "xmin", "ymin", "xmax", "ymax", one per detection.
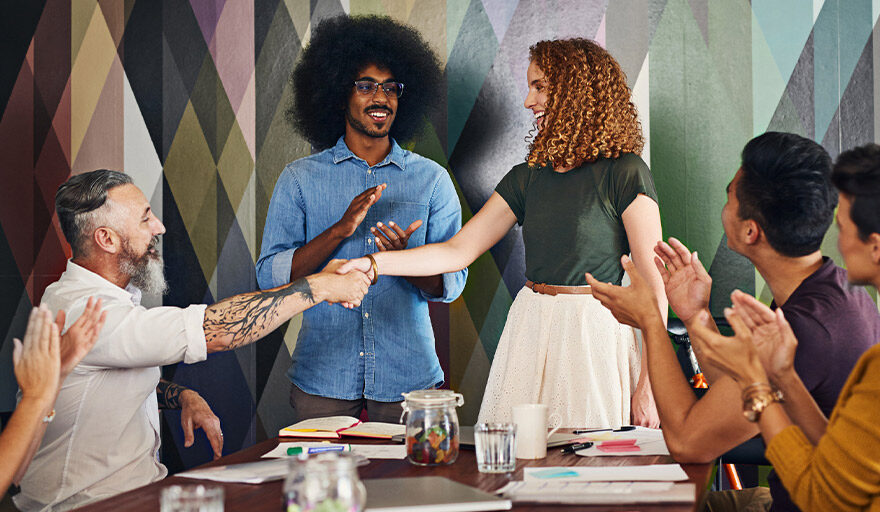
[{"xmin": 495, "ymin": 153, "xmax": 658, "ymax": 286}]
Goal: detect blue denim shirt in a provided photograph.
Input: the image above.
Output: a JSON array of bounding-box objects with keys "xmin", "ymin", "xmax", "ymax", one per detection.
[{"xmin": 256, "ymin": 137, "xmax": 467, "ymax": 402}]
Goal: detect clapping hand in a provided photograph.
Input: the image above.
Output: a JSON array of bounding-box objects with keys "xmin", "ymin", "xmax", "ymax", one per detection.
[
  {"xmin": 54, "ymin": 297, "xmax": 106, "ymax": 378},
  {"xmin": 13, "ymin": 307, "xmax": 60, "ymax": 405},
  {"xmin": 371, "ymin": 220, "xmax": 423, "ymax": 251},
  {"xmin": 335, "ymin": 184, "xmax": 388, "ymax": 238},
  {"xmin": 729, "ymin": 291, "xmax": 798, "ymax": 384},
  {"xmin": 687, "ymin": 307, "xmax": 768, "ymax": 385},
  {"xmin": 653, "ymin": 238, "xmax": 711, "ymax": 322},
  {"xmin": 586, "ymin": 255, "xmax": 663, "ymax": 329}
]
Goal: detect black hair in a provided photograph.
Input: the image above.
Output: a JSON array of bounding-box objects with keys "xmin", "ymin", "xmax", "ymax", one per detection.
[
  {"xmin": 831, "ymin": 143, "xmax": 880, "ymax": 240},
  {"xmin": 287, "ymin": 15, "xmax": 442, "ymax": 150},
  {"xmin": 737, "ymin": 132, "xmax": 835, "ymax": 257},
  {"xmin": 56, "ymin": 169, "xmax": 132, "ymax": 257}
]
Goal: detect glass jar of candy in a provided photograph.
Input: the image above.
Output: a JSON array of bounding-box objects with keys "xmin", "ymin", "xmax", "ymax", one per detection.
[
  {"xmin": 283, "ymin": 452, "xmax": 366, "ymax": 512},
  {"xmin": 400, "ymin": 389, "xmax": 465, "ymax": 466}
]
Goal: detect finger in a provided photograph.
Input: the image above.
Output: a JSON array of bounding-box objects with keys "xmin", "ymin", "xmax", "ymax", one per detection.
[
  {"xmin": 723, "ymin": 307, "xmax": 752, "ymax": 343},
  {"xmin": 729, "ymin": 293, "xmax": 758, "ymax": 330},
  {"xmin": 691, "ymin": 251, "xmax": 712, "ymax": 281},
  {"xmin": 373, "ymin": 183, "xmax": 387, "ymax": 200},
  {"xmin": 205, "ymin": 422, "xmax": 223, "ymax": 459},
  {"xmin": 12, "ymin": 338, "xmax": 22, "ymax": 366},
  {"xmin": 653, "ymin": 256, "xmax": 670, "ymax": 284},
  {"xmin": 38, "ymin": 307, "xmax": 53, "ymax": 354},
  {"xmin": 620, "ymin": 255, "xmax": 642, "ymax": 284},
  {"xmin": 182, "ymin": 416, "xmax": 195, "ymax": 447},
  {"xmin": 371, "ymin": 226, "xmax": 395, "ymax": 246},
  {"xmin": 654, "ymin": 241, "xmax": 680, "ymax": 271},
  {"xmin": 374, "ymin": 235, "xmax": 388, "ymax": 251},
  {"xmin": 387, "ymin": 220, "xmax": 409, "ymax": 240},
  {"xmin": 49, "ymin": 321, "xmax": 60, "ymax": 359},
  {"xmin": 24, "ymin": 307, "xmax": 38, "ymax": 350},
  {"xmin": 775, "ymin": 309, "xmax": 799, "ymax": 348},
  {"xmin": 404, "ymin": 219, "xmax": 423, "ymax": 235},
  {"xmin": 54, "ymin": 309, "xmax": 66, "ymax": 334},
  {"xmin": 376, "ymin": 222, "xmax": 399, "ymax": 243},
  {"xmin": 732, "ymin": 291, "xmax": 775, "ymax": 324},
  {"xmin": 667, "ymin": 237, "xmax": 692, "ymax": 267}
]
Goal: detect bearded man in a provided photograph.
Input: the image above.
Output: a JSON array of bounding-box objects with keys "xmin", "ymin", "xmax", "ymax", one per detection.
[{"xmin": 15, "ymin": 169, "xmax": 370, "ymax": 511}]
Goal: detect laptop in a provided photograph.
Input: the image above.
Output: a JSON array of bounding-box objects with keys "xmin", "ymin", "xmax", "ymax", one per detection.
[
  {"xmin": 457, "ymin": 425, "xmax": 583, "ymax": 450},
  {"xmin": 364, "ymin": 476, "xmax": 512, "ymax": 511}
]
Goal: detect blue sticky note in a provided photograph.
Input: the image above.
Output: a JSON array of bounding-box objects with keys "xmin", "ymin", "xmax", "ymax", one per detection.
[{"xmin": 532, "ymin": 468, "xmax": 580, "ymax": 479}]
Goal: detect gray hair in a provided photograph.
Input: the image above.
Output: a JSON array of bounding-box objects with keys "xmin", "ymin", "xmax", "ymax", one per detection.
[{"xmin": 55, "ymin": 170, "xmax": 133, "ymax": 257}]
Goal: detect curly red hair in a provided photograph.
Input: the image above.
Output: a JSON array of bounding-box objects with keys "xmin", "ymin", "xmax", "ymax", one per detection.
[{"xmin": 527, "ymin": 39, "xmax": 644, "ymax": 168}]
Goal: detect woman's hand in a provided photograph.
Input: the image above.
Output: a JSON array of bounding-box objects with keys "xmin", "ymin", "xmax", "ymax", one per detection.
[
  {"xmin": 54, "ymin": 297, "xmax": 106, "ymax": 378},
  {"xmin": 586, "ymin": 255, "xmax": 663, "ymax": 330},
  {"xmin": 14, "ymin": 307, "xmax": 60, "ymax": 405},
  {"xmin": 630, "ymin": 384, "xmax": 660, "ymax": 428}
]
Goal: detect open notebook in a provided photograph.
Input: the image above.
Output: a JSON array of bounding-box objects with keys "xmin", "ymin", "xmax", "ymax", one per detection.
[{"xmin": 279, "ymin": 415, "xmax": 405, "ymax": 440}]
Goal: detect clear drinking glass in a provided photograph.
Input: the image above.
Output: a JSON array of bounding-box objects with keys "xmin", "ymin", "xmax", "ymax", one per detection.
[
  {"xmin": 160, "ymin": 485, "xmax": 224, "ymax": 512},
  {"xmin": 474, "ymin": 423, "xmax": 517, "ymax": 473},
  {"xmin": 283, "ymin": 452, "xmax": 366, "ymax": 512}
]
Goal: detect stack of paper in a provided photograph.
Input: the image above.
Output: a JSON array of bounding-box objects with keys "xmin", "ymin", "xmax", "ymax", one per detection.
[
  {"xmin": 574, "ymin": 426, "xmax": 671, "ymax": 457},
  {"xmin": 262, "ymin": 442, "xmax": 406, "ymax": 460},
  {"xmin": 177, "ymin": 459, "xmax": 289, "ymax": 484}
]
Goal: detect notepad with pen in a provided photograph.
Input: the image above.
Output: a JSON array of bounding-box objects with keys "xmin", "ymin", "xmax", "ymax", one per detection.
[{"xmin": 278, "ymin": 415, "xmax": 406, "ymax": 440}]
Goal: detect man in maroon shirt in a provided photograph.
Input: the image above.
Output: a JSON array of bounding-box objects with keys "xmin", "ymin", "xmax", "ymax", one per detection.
[{"xmin": 586, "ymin": 132, "xmax": 880, "ymax": 512}]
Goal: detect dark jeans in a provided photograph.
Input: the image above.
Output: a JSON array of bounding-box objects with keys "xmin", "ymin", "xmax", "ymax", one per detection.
[
  {"xmin": 703, "ymin": 487, "xmax": 772, "ymax": 512},
  {"xmin": 289, "ymin": 384, "xmax": 404, "ymax": 424}
]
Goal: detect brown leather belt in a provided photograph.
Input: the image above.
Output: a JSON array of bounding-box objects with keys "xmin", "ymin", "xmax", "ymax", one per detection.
[{"xmin": 525, "ymin": 280, "xmax": 592, "ymax": 296}]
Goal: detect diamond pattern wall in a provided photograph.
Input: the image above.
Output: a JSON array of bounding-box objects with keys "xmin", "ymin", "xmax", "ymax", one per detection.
[{"xmin": 1, "ymin": 1, "xmax": 878, "ymax": 473}]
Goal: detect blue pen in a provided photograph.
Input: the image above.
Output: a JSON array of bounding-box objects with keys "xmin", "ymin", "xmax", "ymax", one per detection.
[{"xmin": 307, "ymin": 445, "xmax": 346, "ymax": 454}]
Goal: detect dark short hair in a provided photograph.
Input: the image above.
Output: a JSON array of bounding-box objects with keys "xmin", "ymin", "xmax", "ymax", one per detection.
[
  {"xmin": 736, "ymin": 132, "xmax": 835, "ymax": 257},
  {"xmin": 56, "ymin": 169, "xmax": 132, "ymax": 257},
  {"xmin": 287, "ymin": 14, "xmax": 441, "ymax": 149},
  {"xmin": 832, "ymin": 144, "xmax": 880, "ymax": 240}
]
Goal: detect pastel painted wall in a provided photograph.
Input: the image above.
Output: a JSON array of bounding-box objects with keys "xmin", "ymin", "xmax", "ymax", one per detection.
[{"xmin": 1, "ymin": 0, "xmax": 877, "ymax": 471}]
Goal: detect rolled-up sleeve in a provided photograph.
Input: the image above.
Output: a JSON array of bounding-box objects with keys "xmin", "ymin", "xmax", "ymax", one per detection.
[
  {"xmin": 77, "ymin": 301, "xmax": 208, "ymax": 369},
  {"xmin": 256, "ymin": 166, "xmax": 307, "ymax": 289},
  {"xmin": 420, "ymin": 170, "xmax": 468, "ymax": 303}
]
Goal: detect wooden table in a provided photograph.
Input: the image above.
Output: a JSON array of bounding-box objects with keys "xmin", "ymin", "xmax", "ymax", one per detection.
[{"xmin": 76, "ymin": 433, "xmax": 711, "ymax": 511}]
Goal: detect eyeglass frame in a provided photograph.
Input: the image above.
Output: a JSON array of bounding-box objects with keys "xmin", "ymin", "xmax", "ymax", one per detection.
[{"xmin": 353, "ymin": 80, "xmax": 405, "ymax": 98}]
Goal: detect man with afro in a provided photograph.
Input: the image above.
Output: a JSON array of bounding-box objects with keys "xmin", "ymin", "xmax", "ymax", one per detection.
[{"xmin": 256, "ymin": 15, "xmax": 467, "ymax": 422}]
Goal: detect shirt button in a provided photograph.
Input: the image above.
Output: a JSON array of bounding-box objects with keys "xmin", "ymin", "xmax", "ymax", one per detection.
[
  {"xmin": 367, "ymin": 169, "xmax": 372, "ymax": 175},
  {"xmin": 364, "ymin": 312, "xmax": 369, "ymax": 318},
  {"xmin": 359, "ymin": 351, "xmax": 365, "ymax": 356},
  {"xmin": 367, "ymin": 238, "xmax": 372, "ymax": 244}
]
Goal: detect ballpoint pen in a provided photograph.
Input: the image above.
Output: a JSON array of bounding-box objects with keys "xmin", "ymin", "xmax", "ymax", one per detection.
[
  {"xmin": 572, "ymin": 425, "xmax": 636, "ymax": 434},
  {"xmin": 561, "ymin": 442, "xmax": 593, "ymax": 454}
]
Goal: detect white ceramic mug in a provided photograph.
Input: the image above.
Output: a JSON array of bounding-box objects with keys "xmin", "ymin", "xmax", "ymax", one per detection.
[{"xmin": 511, "ymin": 404, "xmax": 561, "ymax": 459}]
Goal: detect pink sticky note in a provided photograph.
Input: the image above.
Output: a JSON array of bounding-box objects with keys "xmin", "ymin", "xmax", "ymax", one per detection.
[
  {"xmin": 597, "ymin": 444, "xmax": 642, "ymax": 453},
  {"xmin": 598, "ymin": 439, "xmax": 638, "ymax": 448}
]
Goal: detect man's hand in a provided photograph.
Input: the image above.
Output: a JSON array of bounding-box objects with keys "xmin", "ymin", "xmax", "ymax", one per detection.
[
  {"xmin": 653, "ymin": 238, "xmax": 711, "ymax": 322},
  {"xmin": 730, "ymin": 291, "xmax": 798, "ymax": 384},
  {"xmin": 13, "ymin": 306, "xmax": 60, "ymax": 405},
  {"xmin": 586, "ymin": 255, "xmax": 663, "ymax": 330},
  {"xmin": 179, "ymin": 390, "xmax": 223, "ymax": 460},
  {"xmin": 337, "ymin": 257, "xmax": 373, "ymax": 277},
  {"xmin": 688, "ymin": 308, "xmax": 768, "ymax": 386},
  {"xmin": 54, "ymin": 297, "xmax": 106, "ymax": 379},
  {"xmin": 334, "ymin": 184, "xmax": 388, "ymax": 238},
  {"xmin": 310, "ymin": 266, "xmax": 371, "ymax": 307},
  {"xmin": 371, "ymin": 220, "xmax": 423, "ymax": 251}
]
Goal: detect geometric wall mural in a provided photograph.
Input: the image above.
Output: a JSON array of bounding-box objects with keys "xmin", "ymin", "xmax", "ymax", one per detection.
[{"xmin": 1, "ymin": 0, "xmax": 878, "ymax": 473}]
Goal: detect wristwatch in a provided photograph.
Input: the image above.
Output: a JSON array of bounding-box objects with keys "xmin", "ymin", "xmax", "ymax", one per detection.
[
  {"xmin": 742, "ymin": 389, "xmax": 784, "ymax": 422},
  {"xmin": 42, "ymin": 409, "xmax": 55, "ymax": 423}
]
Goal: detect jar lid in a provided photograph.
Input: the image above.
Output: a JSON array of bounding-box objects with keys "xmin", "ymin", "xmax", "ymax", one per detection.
[{"xmin": 401, "ymin": 389, "xmax": 464, "ymax": 408}]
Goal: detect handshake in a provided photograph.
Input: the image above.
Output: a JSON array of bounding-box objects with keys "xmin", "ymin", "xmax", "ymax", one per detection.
[{"xmin": 312, "ymin": 257, "xmax": 377, "ymax": 308}]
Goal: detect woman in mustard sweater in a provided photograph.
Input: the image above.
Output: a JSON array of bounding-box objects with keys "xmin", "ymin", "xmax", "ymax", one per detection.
[{"xmin": 687, "ymin": 143, "xmax": 880, "ymax": 511}]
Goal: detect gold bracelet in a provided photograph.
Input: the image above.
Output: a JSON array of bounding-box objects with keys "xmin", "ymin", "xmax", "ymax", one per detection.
[
  {"xmin": 365, "ymin": 254, "xmax": 379, "ymax": 286},
  {"xmin": 742, "ymin": 388, "xmax": 784, "ymax": 422}
]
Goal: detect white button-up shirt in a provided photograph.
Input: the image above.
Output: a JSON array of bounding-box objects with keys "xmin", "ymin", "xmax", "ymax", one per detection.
[{"xmin": 14, "ymin": 261, "xmax": 208, "ymax": 511}]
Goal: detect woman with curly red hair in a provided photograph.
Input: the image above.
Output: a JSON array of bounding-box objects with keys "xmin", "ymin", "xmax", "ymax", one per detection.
[{"xmin": 341, "ymin": 38, "xmax": 666, "ymax": 428}]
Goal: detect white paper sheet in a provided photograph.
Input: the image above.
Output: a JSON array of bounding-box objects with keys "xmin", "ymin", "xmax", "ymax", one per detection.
[
  {"xmin": 523, "ymin": 464, "xmax": 688, "ymax": 482},
  {"xmin": 177, "ymin": 459, "xmax": 289, "ymax": 484},
  {"xmin": 496, "ymin": 480, "xmax": 695, "ymax": 505},
  {"xmin": 262, "ymin": 442, "xmax": 406, "ymax": 459},
  {"xmin": 571, "ymin": 426, "xmax": 670, "ymax": 457}
]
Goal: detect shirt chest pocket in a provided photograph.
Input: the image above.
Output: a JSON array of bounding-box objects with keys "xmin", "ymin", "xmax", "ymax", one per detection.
[{"xmin": 371, "ymin": 201, "xmax": 429, "ymax": 248}]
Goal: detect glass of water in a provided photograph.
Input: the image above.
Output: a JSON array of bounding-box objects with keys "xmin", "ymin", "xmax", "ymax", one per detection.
[
  {"xmin": 160, "ymin": 484, "xmax": 224, "ymax": 512},
  {"xmin": 474, "ymin": 423, "xmax": 517, "ymax": 473}
]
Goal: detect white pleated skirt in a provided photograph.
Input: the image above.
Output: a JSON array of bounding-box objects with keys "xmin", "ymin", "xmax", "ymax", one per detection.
[{"xmin": 477, "ymin": 286, "xmax": 641, "ymax": 428}]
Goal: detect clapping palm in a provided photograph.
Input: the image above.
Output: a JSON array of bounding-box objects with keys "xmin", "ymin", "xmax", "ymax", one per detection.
[
  {"xmin": 729, "ymin": 290, "xmax": 797, "ymax": 383},
  {"xmin": 653, "ymin": 238, "xmax": 711, "ymax": 322}
]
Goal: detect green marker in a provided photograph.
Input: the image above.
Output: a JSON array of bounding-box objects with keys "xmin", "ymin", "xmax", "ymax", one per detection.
[{"xmin": 287, "ymin": 446, "xmax": 304, "ymax": 456}]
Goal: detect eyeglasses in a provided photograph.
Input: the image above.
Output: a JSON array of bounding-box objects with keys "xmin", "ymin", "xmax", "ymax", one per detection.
[{"xmin": 353, "ymin": 80, "xmax": 405, "ymax": 98}]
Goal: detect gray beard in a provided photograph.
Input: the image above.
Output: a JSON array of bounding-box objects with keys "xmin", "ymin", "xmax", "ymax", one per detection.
[{"xmin": 120, "ymin": 244, "xmax": 168, "ymax": 296}]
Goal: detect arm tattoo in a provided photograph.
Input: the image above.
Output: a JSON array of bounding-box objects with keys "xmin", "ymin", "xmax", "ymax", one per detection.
[
  {"xmin": 157, "ymin": 379, "xmax": 187, "ymax": 410},
  {"xmin": 204, "ymin": 278, "xmax": 314, "ymax": 350}
]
